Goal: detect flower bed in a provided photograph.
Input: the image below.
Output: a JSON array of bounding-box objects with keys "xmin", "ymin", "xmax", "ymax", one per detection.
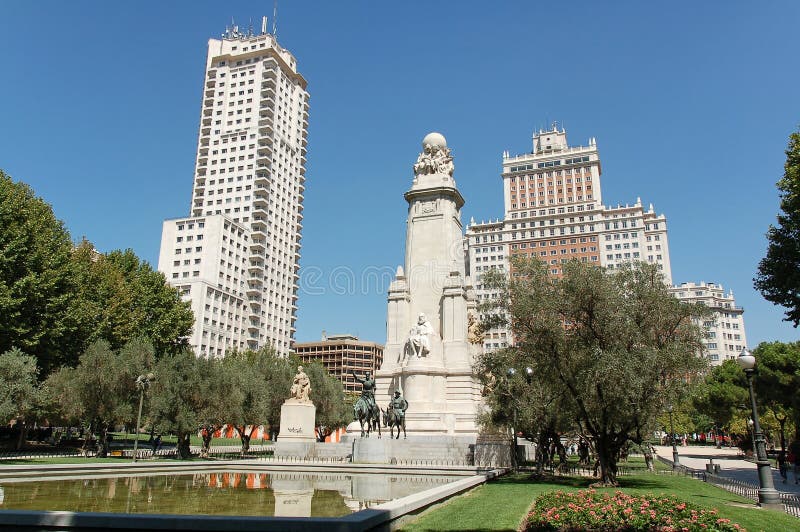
[{"xmin": 526, "ymin": 489, "xmax": 744, "ymax": 531}]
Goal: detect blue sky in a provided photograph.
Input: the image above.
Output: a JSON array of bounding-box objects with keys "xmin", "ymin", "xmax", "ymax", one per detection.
[{"xmin": 2, "ymin": 1, "xmax": 799, "ymax": 347}]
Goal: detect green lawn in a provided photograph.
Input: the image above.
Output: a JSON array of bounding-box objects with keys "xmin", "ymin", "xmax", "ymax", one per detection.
[{"xmin": 400, "ymin": 471, "xmax": 797, "ymax": 532}]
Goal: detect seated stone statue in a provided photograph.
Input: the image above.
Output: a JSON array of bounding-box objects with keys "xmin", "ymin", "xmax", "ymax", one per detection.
[
  {"xmin": 290, "ymin": 365, "xmax": 311, "ymax": 402},
  {"xmin": 406, "ymin": 313, "xmax": 434, "ymax": 358}
]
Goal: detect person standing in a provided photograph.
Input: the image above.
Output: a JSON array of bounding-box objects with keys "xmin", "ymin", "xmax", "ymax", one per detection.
[{"xmin": 778, "ymin": 451, "xmax": 789, "ymax": 483}]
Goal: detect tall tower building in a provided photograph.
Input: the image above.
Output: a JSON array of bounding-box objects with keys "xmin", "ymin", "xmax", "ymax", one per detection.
[
  {"xmin": 466, "ymin": 125, "xmax": 672, "ymax": 351},
  {"xmin": 158, "ymin": 23, "xmax": 308, "ymax": 357}
]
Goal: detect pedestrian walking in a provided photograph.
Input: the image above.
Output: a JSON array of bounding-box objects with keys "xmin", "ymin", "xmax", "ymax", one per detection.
[
  {"xmin": 794, "ymin": 452, "xmax": 800, "ymax": 485},
  {"xmin": 778, "ymin": 451, "xmax": 789, "ymax": 483}
]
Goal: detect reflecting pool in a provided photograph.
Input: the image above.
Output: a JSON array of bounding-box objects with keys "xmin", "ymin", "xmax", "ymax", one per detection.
[{"xmin": 0, "ymin": 471, "xmax": 462, "ymax": 517}]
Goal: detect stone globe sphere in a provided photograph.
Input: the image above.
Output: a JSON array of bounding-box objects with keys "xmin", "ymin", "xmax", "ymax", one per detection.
[{"xmin": 422, "ymin": 132, "xmax": 447, "ymax": 149}]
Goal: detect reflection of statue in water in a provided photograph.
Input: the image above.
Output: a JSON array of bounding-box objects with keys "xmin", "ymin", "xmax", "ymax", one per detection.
[
  {"xmin": 352, "ymin": 371, "xmax": 381, "ymax": 438},
  {"xmin": 290, "ymin": 366, "xmax": 311, "ymax": 402},
  {"xmin": 406, "ymin": 313, "xmax": 434, "ymax": 358}
]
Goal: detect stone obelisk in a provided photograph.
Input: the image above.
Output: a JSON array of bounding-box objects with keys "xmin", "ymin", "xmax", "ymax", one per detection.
[{"xmin": 375, "ymin": 132, "xmax": 482, "ymax": 438}]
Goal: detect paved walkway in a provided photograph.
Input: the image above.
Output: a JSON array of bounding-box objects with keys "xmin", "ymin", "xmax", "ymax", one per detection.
[{"xmin": 653, "ymin": 445, "xmax": 800, "ymax": 495}]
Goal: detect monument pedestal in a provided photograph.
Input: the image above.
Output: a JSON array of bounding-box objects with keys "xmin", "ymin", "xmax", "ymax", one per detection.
[
  {"xmin": 275, "ymin": 399, "xmax": 316, "ymax": 458},
  {"xmin": 374, "ymin": 133, "xmax": 484, "ymax": 440}
]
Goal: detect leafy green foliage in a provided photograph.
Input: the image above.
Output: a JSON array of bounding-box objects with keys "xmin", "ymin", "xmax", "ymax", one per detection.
[
  {"xmin": 304, "ymin": 361, "xmax": 351, "ymax": 433},
  {"xmin": 479, "ymin": 258, "xmax": 708, "ymax": 485},
  {"xmin": 67, "ymin": 243, "xmax": 193, "ymax": 359},
  {"xmin": 753, "ymin": 341, "xmax": 800, "ymax": 441},
  {"xmin": 45, "ymin": 338, "xmax": 155, "ymax": 455},
  {"xmin": 692, "ymin": 360, "xmax": 749, "ymax": 432},
  {"xmin": 0, "ymin": 171, "xmax": 74, "ymax": 373},
  {"xmin": 755, "ymin": 130, "xmax": 800, "ymax": 326},
  {"xmin": 0, "ymin": 348, "xmax": 40, "ymax": 426},
  {"xmin": 149, "ymin": 349, "xmax": 213, "ymax": 458},
  {"xmin": 0, "ymin": 170, "xmax": 193, "ymax": 373},
  {"xmin": 694, "ymin": 342, "xmax": 800, "ymax": 447}
]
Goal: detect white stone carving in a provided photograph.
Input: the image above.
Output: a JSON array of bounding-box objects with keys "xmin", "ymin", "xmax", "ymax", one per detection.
[
  {"xmin": 413, "ymin": 132, "xmax": 454, "ymax": 178},
  {"xmin": 405, "ymin": 313, "xmax": 435, "ymax": 358},
  {"xmin": 289, "ymin": 365, "xmax": 311, "ymax": 403}
]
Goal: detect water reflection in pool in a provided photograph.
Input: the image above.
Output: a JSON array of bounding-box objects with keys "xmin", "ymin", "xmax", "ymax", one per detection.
[{"xmin": 0, "ymin": 472, "xmax": 461, "ymax": 517}]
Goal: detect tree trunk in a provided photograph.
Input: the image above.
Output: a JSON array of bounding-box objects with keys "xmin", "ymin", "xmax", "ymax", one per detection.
[
  {"xmin": 96, "ymin": 424, "xmax": 110, "ymax": 458},
  {"xmin": 200, "ymin": 425, "xmax": 214, "ymax": 458},
  {"xmin": 15, "ymin": 420, "xmax": 27, "ymax": 451},
  {"xmin": 177, "ymin": 432, "xmax": 192, "ymax": 459},
  {"xmin": 82, "ymin": 421, "xmax": 96, "ymax": 455},
  {"xmin": 237, "ymin": 425, "xmax": 252, "ymax": 454},
  {"xmin": 776, "ymin": 416, "xmax": 787, "ymax": 454},
  {"xmin": 593, "ymin": 437, "xmax": 619, "ymax": 486}
]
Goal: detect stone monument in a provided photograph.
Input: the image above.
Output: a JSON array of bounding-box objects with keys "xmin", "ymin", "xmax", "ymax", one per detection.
[
  {"xmin": 275, "ymin": 366, "xmax": 316, "ymax": 457},
  {"xmin": 375, "ymin": 132, "xmax": 483, "ymax": 439}
]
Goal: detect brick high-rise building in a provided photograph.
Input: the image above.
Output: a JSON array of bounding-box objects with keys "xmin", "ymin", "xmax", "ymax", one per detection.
[
  {"xmin": 158, "ymin": 22, "xmax": 308, "ymax": 357},
  {"xmin": 466, "ymin": 125, "xmax": 672, "ymax": 351}
]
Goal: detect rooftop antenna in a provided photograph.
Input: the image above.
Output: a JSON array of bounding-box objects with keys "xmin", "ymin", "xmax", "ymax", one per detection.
[
  {"xmin": 272, "ymin": 0, "xmax": 278, "ymax": 36},
  {"xmin": 261, "ymin": 15, "xmax": 268, "ymax": 35},
  {"xmin": 248, "ymin": 17, "xmax": 254, "ymax": 37}
]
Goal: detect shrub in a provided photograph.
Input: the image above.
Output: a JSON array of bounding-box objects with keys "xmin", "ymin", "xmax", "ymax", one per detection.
[{"xmin": 526, "ymin": 489, "xmax": 744, "ymax": 531}]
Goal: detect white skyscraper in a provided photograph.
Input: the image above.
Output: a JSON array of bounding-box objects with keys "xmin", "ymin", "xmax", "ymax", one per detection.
[{"xmin": 158, "ymin": 22, "xmax": 308, "ymax": 357}]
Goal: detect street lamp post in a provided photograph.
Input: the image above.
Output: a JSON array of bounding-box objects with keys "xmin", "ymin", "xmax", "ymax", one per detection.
[
  {"xmin": 667, "ymin": 404, "xmax": 680, "ymax": 468},
  {"xmin": 737, "ymin": 348, "xmax": 781, "ymax": 508},
  {"xmin": 132, "ymin": 373, "xmax": 155, "ymax": 463}
]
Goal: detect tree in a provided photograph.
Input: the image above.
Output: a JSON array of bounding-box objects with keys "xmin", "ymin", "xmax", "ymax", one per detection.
[
  {"xmin": 755, "ymin": 129, "xmax": 800, "ymax": 326},
  {"xmin": 223, "ymin": 349, "xmax": 274, "ymax": 454},
  {"xmin": 194, "ymin": 357, "xmax": 239, "ymax": 458},
  {"xmin": 0, "ymin": 170, "xmax": 74, "ymax": 373},
  {"xmin": 46, "ymin": 338, "xmax": 155, "ymax": 456},
  {"xmin": 0, "ymin": 348, "xmax": 41, "ymax": 449},
  {"xmin": 304, "ymin": 361, "xmax": 351, "ymax": 439},
  {"xmin": 149, "ymin": 350, "xmax": 222, "ymax": 459},
  {"xmin": 751, "ymin": 341, "xmax": 800, "ymax": 443},
  {"xmin": 476, "ymin": 346, "xmax": 575, "ymax": 473},
  {"xmin": 480, "ymin": 258, "xmax": 708, "ymax": 485},
  {"xmin": 104, "ymin": 249, "xmax": 194, "ymax": 356},
  {"xmin": 67, "ymin": 244, "xmax": 194, "ymax": 359}
]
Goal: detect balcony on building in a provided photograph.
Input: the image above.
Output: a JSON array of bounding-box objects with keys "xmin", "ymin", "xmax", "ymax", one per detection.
[
  {"xmin": 260, "ymin": 97, "xmax": 276, "ymax": 111},
  {"xmin": 258, "ymin": 120, "xmax": 274, "ymax": 136},
  {"xmin": 250, "ymin": 239, "xmax": 266, "ymax": 253},
  {"xmin": 257, "ymin": 144, "xmax": 273, "ymax": 159},
  {"xmin": 248, "ymin": 261, "xmax": 265, "ymax": 275},
  {"xmin": 252, "ymin": 195, "xmax": 269, "ymax": 209},
  {"xmin": 254, "ymin": 174, "xmax": 271, "ymax": 187},
  {"xmin": 262, "ymin": 69, "xmax": 277, "ymax": 85}
]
